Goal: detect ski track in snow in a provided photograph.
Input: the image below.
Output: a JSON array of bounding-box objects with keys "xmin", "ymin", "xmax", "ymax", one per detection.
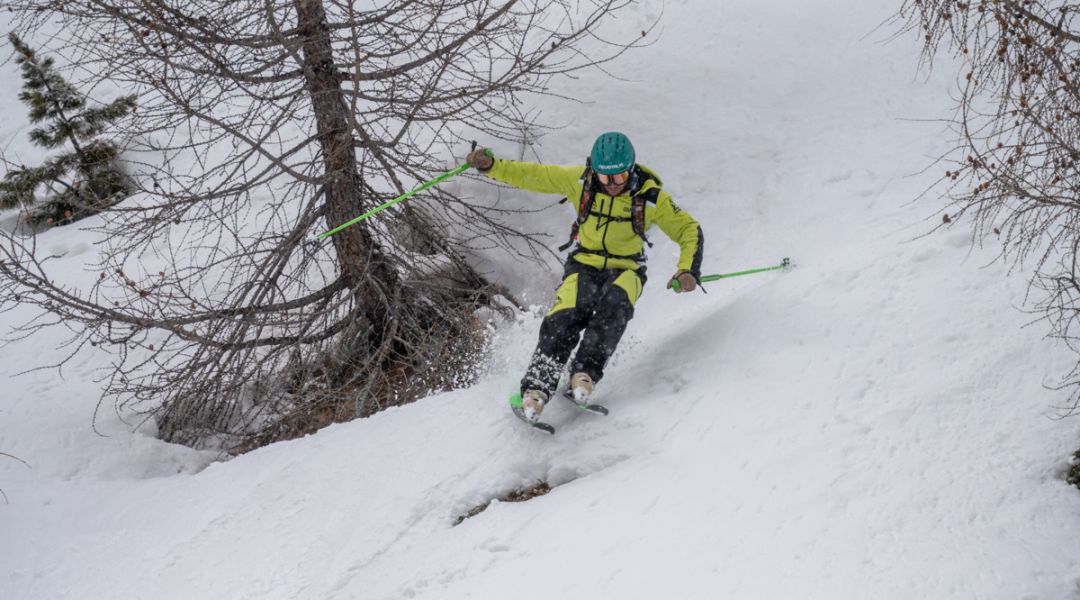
[{"xmin": 3, "ymin": 1, "xmax": 1080, "ymax": 599}]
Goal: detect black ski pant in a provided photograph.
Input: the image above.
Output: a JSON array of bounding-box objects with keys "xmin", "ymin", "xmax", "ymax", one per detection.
[{"xmin": 520, "ymin": 260, "xmax": 645, "ymax": 397}]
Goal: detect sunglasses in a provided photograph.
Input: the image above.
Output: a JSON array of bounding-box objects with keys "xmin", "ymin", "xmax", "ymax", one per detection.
[{"xmin": 596, "ymin": 171, "xmax": 629, "ymax": 185}]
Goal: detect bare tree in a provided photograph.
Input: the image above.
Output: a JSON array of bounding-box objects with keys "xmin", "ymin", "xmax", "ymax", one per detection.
[
  {"xmin": 897, "ymin": 1, "xmax": 1080, "ymax": 414},
  {"xmin": 0, "ymin": 0, "xmax": 651, "ymax": 451}
]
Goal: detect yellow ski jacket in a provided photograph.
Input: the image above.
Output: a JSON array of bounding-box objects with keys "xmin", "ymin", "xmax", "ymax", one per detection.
[{"xmin": 484, "ymin": 159, "xmax": 704, "ymax": 275}]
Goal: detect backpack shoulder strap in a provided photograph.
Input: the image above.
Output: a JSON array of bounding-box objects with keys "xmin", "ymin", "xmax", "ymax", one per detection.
[
  {"xmin": 576, "ymin": 160, "xmax": 596, "ymax": 225},
  {"xmin": 630, "ymin": 169, "xmax": 662, "ymax": 244},
  {"xmin": 558, "ymin": 160, "xmax": 595, "ymax": 251}
]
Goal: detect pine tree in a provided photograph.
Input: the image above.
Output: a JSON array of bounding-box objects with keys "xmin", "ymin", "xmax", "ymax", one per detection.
[{"xmin": 0, "ymin": 33, "xmax": 135, "ymax": 224}]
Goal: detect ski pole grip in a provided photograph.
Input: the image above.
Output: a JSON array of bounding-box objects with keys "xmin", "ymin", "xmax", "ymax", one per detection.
[{"xmin": 469, "ymin": 140, "xmax": 493, "ymax": 158}]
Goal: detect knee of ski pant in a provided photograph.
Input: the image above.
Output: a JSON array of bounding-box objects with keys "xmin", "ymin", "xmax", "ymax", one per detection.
[
  {"xmin": 547, "ymin": 272, "xmax": 580, "ymax": 316},
  {"xmin": 612, "ymin": 270, "xmax": 643, "ymax": 307},
  {"xmin": 601, "ymin": 286, "xmax": 635, "ymax": 326}
]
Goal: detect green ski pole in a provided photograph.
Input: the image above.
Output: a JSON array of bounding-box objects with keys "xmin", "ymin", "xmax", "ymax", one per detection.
[
  {"xmin": 671, "ymin": 257, "xmax": 792, "ymax": 292},
  {"xmin": 309, "ymin": 148, "xmax": 492, "ymax": 243}
]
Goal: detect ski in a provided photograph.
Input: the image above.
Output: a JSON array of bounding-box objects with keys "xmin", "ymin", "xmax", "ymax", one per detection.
[
  {"xmin": 508, "ymin": 392, "xmax": 556, "ymax": 434},
  {"xmin": 561, "ymin": 389, "xmax": 609, "ymax": 416}
]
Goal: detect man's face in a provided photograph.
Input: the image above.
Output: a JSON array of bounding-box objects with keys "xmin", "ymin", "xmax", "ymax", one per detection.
[{"xmin": 597, "ymin": 170, "xmax": 630, "ymax": 196}]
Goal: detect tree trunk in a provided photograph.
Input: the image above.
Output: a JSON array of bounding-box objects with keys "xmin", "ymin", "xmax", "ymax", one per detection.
[{"xmin": 293, "ymin": 0, "xmax": 396, "ymax": 348}]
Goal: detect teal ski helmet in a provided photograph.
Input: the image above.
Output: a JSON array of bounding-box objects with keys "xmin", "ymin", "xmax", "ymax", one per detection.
[{"xmin": 590, "ymin": 132, "xmax": 635, "ymax": 175}]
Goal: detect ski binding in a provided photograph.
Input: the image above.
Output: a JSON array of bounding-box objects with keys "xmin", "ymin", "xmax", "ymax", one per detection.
[
  {"xmin": 561, "ymin": 389, "xmax": 609, "ymax": 415},
  {"xmin": 508, "ymin": 392, "xmax": 555, "ymax": 434}
]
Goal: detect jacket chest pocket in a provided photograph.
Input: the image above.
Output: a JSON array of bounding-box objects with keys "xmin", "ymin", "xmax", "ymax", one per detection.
[{"xmin": 591, "ymin": 196, "xmax": 632, "ymax": 223}]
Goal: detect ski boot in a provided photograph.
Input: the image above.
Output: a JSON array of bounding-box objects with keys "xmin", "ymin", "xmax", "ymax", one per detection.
[
  {"xmin": 521, "ymin": 389, "xmax": 548, "ymax": 423},
  {"xmin": 569, "ymin": 372, "xmax": 594, "ymax": 403}
]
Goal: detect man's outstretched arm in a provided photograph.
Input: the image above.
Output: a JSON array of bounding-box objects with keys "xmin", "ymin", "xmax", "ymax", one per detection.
[{"xmin": 468, "ymin": 147, "xmax": 582, "ymax": 198}]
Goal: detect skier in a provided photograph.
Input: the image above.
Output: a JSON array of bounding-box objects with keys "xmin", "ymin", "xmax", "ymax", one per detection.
[{"xmin": 467, "ymin": 132, "xmax": 704, "ymax": 423}]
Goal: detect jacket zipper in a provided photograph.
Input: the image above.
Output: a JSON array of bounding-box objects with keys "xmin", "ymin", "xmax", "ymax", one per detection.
[{"xmin": 599, "ymin": 195, "xmax": 612, "ymax": 270}]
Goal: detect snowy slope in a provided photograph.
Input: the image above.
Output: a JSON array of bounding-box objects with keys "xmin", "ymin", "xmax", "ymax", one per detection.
[{"xmin": 3, "ymin": 2, "xmax": 1080, "ymax": 600}]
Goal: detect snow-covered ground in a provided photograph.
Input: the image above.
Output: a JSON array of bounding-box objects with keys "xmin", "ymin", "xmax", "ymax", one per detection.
[{"xmin": 3, "ymin": 2, "xmax": 1080, "ymax": 599}]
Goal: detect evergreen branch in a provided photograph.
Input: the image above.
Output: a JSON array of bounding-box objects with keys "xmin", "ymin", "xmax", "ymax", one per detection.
[
  {"xmin": 0, "ymin": 154, "xmax": 76, "ymax": 209},
  {"xmin": 75, "ymin": 95, "xmax": 137, "ymax": 140}
]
